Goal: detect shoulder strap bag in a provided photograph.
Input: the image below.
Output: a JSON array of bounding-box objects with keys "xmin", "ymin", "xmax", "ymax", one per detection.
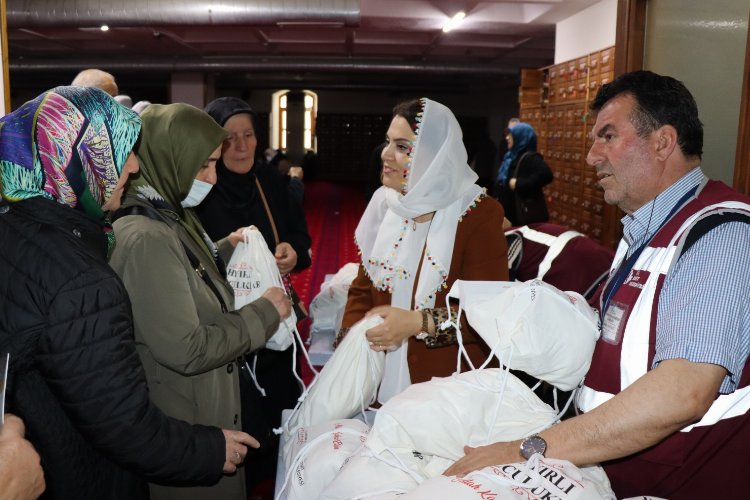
[{"xmin": 255, "ymin": 179, "xmax": 309, "ymax": 319}]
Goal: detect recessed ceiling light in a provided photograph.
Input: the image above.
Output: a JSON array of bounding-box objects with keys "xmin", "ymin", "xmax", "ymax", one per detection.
[
  {"xmin": 442, "ymin": 12, "xmax": 466, "ymax": 33},
  {"xmin": 100, "ymin": 25, "xmax": 109, "ymax": 32}
]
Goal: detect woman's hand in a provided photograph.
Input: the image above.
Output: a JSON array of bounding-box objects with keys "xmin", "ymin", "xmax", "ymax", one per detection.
[
  {"xmin": 221, "ymin": 429, "xmax": 260, "ymax": 474},
  {"xmin": 262, "ymin": 287, "xmax": 292, "ymax": 320},
  {"xmin": 227, "ymin": 226, "xmax": 256, "ymax": 248},
  {"xmin": 274, "ymin": 242, "xmax": 298, "ymax": 275},
  {"xmin": 364, "ymin": 306, "xmax": 421, "ymax": 351}
]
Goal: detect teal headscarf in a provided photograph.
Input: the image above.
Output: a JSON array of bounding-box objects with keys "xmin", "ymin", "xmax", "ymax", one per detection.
[
  {"xmin": 0, "ymin": 86, "xmax": 141, "ymax": 220},
  {"xmin": 497, "ymin": 122, "xmax": 538, "ymax": 185}
]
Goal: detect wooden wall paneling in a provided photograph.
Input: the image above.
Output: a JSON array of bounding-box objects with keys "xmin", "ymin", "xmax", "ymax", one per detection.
[
  {"xmin": 1, "ymin": 0, "xmax": 10, "ymax": 113},
  {"xmin": 518, "ymin": 46, "xmax": 623, "ymax": 246},
  {"xmin": 615, "ymin": 0, "xmax": 647, "ymax": 76},
  {"xmin": 733, "ymin": 9, "xmax": 750, "ymax": 196}
]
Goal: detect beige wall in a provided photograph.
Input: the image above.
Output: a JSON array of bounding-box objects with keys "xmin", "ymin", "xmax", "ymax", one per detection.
[
  {"xmin": 556, "ymin": 0, "xmax": 618, "ymax": 64},
  {"xmin": 645, "ymin": 0, "xmax": 749, "ymax": 184}
]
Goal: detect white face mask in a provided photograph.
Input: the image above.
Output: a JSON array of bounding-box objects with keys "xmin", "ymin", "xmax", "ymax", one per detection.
[{"xmin": 180, "ymin": 179, "xmax": 213, "ymax": 208}]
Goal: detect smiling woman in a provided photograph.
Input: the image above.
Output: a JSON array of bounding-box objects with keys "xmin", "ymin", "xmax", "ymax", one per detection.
[
  {"xmin": 336, "ymin": 97, "xmax": 509, "ymax": 404},
  {"xmin": 380, "ymin": 114, "xmax": 415, "ymax": 192}
]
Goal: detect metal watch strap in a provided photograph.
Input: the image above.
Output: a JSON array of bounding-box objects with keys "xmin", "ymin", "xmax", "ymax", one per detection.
[{"xmin": 415, "ymin": 309, "xmax": 430, "ymax": 340}]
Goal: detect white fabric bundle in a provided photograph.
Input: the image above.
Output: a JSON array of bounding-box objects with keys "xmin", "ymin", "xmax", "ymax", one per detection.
[
  {"xmin": 447, "ymin": 279, "xmax": 600, "ymax": 391},
  {"xmin": 226, "ymin": 226, "xmax": 297, "ymax": 350},
  {"xmin": 403, "ymin": 457, "xmax": 616, "ymax": 500},
  {"xmin": 366, "ymin": 369, "xmax": 558, "ymax": 464},
  {"xmin": 280, "ymin": 315, "xmax": 386, "ymax": 435},
  {"xmin": 309, "ymin": 262, "xmax": 359, "ymax": 334},
  {"xmin": 319, "ymin": 447, "xmax": 428, "ymax": 499},
  {"xmin": 278, "ymin": 419, "xmax": 370, "ymax": 500}
]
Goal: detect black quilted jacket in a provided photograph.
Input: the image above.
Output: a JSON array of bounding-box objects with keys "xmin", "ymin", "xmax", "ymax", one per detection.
[{"xmin": 0, "ymin": 197, "xmax": 225, "ymax": 499}]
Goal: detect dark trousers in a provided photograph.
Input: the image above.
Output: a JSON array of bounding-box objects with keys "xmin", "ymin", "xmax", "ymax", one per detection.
[{"xmin": 239, "ymin": 346, "xmax": 302, "ymax": 493}]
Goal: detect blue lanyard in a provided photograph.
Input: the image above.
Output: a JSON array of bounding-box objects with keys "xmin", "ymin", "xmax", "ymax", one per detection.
[{"xmin": 601, "ymin": 186, "xmax": 698, "ymax": 317}]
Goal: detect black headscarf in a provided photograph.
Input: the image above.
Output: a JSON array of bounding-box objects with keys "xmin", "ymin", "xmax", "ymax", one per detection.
[
  {"xmin": 198, "ymin": 98, "xmax": 312, "ymax": 271},
  {"xmin": 204, "ymin": 96, "xmax": 259, "ymax": 130}
]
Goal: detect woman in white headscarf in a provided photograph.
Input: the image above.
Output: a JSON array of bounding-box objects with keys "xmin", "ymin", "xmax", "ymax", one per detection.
[{"xmin": 337, "ymin": 98, "xmax": 509, "ymax": 403}]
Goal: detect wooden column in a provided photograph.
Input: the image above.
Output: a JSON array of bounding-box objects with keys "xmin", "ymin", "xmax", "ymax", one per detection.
[
  {"xmin": 733, "ymin": 11, "xmax": 750, "ymax": 196},
  {"xmin": 614, "ymin": 0, "xmax": 647, "ymax": 76}
]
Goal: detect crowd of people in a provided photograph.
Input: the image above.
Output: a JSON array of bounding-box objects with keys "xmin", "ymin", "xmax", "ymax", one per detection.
[{"xmin": 0, "ymin": 68, "xmax": 748, "ymax": 500}]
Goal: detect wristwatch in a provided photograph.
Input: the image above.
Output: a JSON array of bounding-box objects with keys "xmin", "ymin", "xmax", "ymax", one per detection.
[
  {"xmin": 415, "ymin": 310, "xmax": 431, "ymax": 340},
  {"xmin": 519, "ymin": 434, "xmax": 547, "ymax": 460}
]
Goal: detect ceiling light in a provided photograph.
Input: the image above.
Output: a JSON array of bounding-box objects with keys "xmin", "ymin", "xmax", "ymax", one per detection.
[
  {"xmin": 100, "ymin": 25, "xmax": 109, "ymax": 32},
  {"xmin": 442, "ymin": 12, "xmax": 466, "ymax": 33}
]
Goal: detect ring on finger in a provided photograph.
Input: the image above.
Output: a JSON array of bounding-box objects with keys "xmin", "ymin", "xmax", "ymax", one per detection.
[{"xmin": 234, "ymin": 450, "xmax": 241, "ymax": 463}]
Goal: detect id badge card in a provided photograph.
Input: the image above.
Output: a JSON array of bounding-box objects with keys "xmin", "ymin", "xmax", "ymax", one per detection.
[
  {"xmin": 0, "ymin": 353, "xmax": 8, "ymax": 428},
  {"xmin": 602, "ymin": 301, "xmax": 629, "ymax": 345}
]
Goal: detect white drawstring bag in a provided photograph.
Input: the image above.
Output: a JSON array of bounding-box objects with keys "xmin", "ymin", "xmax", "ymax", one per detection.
[
  {"xmin": 447, "ymin": 279, "xmax": 600, "ymax": 391},
  {"xmin": 319, "ymin": 446, "xmax": 426, "ymax": 500},
  {"xmin": 226, "ymin": 227, "xmax": 297, "ymax": 351},
  {"xmin": 276, "ymin": 419, "xmax": 370, "ymax": 500},
  {"xmin": 280, "ymin": 315, "xmax": 386, "ymax": 436},
  {"xmin": 309, "ymin": 262, "xmax": 359, "ymax": 334},
  {"xmin": 404, "ymin": 456, "xmax": 615, "ymax": 500},
  {"xmin": 366, "ymin": 368, "xmax": 558, "ymax": 465}
]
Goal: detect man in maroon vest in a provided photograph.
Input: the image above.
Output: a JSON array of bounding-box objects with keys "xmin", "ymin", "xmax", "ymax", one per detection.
[{"xmin": 446, "ymin": 71, "xmax": 750, "ymax": 498}]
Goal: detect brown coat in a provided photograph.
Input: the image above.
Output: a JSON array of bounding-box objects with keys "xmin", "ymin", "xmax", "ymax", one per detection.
[{"xmin": 342, "ymin": 195, "xmax": 509, "ymax": 383}]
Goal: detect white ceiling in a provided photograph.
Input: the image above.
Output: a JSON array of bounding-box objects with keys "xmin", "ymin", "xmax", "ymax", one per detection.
[{"xmin": 6, "ymin": 0, "xmax": 603, "ymax": 93}]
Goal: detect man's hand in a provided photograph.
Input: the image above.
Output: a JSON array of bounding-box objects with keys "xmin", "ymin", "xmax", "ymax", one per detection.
[
  {"xmin": 221, "ymin": 429, "xmax": 260, "ymax": 474},
  {"xmin": 364, "ymin": 306, "xmax": 421, "ymax": 351},
  {"xmin": 0, "ymin": 414, "xmax": 46, "ymax": 499},
  {"xmin": 262, "ymin": 286, "xmax": 292, "ymax": 320},
  {"xmin": 445, "ymin": 358, "xmax": 727, "ymax": 477},
  {"xmin": 274, "ymin": 242, "xmax": 298, "ymax": 275},
  {"xmin": 444, "ymin": 442, "xmax": 521, "ymax": 477}
]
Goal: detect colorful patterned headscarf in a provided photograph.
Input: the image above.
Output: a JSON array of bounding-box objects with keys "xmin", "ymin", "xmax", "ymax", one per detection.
[{"xmin": 0, "ymin": 86, "xmax": 141, "ymax": 220}]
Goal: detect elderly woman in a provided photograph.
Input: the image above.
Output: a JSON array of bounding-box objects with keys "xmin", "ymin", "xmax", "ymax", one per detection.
[
  {"xmin": 108, "ymin": 103, "xmax": 291, "ymax": 500},
  {"xmin": 198, "ymin": 97, "xmax": 312, "ymax": 493},
  {"xmin": 0, "ymin": 87, "xmax": 248, "ymax": 499},
  {"xmin": 337, "ymin": 98, "xmax": 509, "ymax": 403}
]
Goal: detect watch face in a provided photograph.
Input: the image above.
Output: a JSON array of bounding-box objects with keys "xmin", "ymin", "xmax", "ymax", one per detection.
[{"xmin": 520, "ymin": 435, "xmax": 547, "ymax": 459}]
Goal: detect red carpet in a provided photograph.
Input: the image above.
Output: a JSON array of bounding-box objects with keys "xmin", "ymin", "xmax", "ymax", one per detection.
[
  {"xmin": 291, "ymin": 180, "xmax": 366, "ymax": 310},
  {"xmin": 290, "ymin": 181, "xmax": 366, "ymax": 381}
]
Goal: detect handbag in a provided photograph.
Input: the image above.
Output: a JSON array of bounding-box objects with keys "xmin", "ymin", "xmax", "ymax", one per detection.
[
  {"xmin": 255, "ymin": 177, "xmax": 309, "ymax": 320},
  {"xmin": 512, "ymin": 152, "xmax": 550, "ymax": 225}
]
